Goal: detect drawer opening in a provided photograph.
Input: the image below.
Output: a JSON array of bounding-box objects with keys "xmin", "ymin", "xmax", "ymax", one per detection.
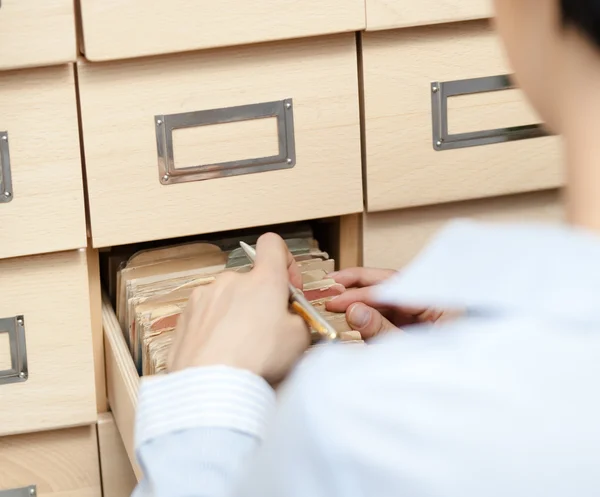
[
  {"xmin": 100, "ymin": 215, "xmax": 361, "ymax": 477},
  {"xmin": 100, "ymin": 214, "xmax": 362, "ymax": 374}
]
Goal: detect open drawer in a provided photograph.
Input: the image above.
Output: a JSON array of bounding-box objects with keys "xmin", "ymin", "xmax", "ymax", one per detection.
[
  {"xmin": 101, "ymin": 215, "xmax": 361, "ymax": 478},
  {"xmin": 102, "ymin": 304, "xmax": 142, "ymax": 481}
]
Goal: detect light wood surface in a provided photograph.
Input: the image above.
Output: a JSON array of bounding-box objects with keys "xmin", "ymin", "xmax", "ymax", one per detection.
[
  {"xmin": 87, "ymin": 247, "xmax": 107, "ymax": 413},
  {"xmin": 0, "ymin": 64, "xmax": 87, "ymax": 259},
  {"xmin": 97, "ymin": 413, "xmax": 138, "ymax": 497},
  {"xmin": 0, "ymin": 250, "xmax": 97, "ymax": 436},
  {"xmin": 78, "ymin": 35, "xmax": 363, "ymax": 248},
  {"xmin": 0, "ymin": 425, "xmax": 101, "ymax": 496},
  {"xmin": 362, "ymin": 22, "xmax": 563, "ymax": 212},
  {"xmin": 366, "ymin": 0, "xmax": 491, "ymax": 31},
  {"xmin": 363, "ymin": 190, "xmax": 565, "ymax": 269},
  {"xmin": 103, "ymin": 297, "xmax": 142, "ymax": 480},
  {"xmin": 0, "ymin": 0, "xmax": 76, "ymax": 70},
  {"xmin": 79, "ymin": 0, "xmax": 365, "ymax": 61},
  {"xmin": 338, "ymin": 214, "xmax": 363, "ymax": 269}
]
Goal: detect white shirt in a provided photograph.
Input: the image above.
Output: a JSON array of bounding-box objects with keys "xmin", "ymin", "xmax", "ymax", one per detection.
[{"xmin": 133, "ymin": 220, "xmax": 600, "ymax": 497}]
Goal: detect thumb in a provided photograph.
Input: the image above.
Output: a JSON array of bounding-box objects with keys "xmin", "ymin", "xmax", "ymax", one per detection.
[{"xmin": 346, "ymin": 303, "xmax": 397, "ymax": 339}]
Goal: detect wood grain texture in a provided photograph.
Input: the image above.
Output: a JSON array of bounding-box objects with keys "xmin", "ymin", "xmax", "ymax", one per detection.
[
  {"xmin": 79, "ymin": 0, "xmax": 365, "ymax": 61},
  {"xmin": 78, "ymin": 35, "xmax": 363, "ymax": 248},
  {"xmin": 366, "ymin": 0, "xmax": 491, "ymax": 30},
  {"xmin": 97, "ymin": 413, "xmax": 137, "ymax": 497},
  {"xmin": 364, "ymin": 190, "xmax": 565, "ymax": 269},
  {"xmin": 0, "ymin": 250, "xmax": 97, "ymax": 436},
  {"xmin": 87, "ymin": 247, "xmax": 107, "ymax": 413},
  {"xmin": 102, "ymin": 297, "xmax": 142, "ymax": 481},
  {"xmin": 362, "ymin": 22, "xmax": 564, "ymax": 212},
  {"xmin": 0, "ymin": 425, "xmax": 101, "ymax": 497},
  {"xmin": 0, "ymin": 0, "xmax": 76, "ymax": 70},
  {"xmin": 0, "ymin": 64, "xmax": 87, "ymax": 259},
  {"xmin": 338, "ymin": 214, "xmax": 363, "ymax": 269}
]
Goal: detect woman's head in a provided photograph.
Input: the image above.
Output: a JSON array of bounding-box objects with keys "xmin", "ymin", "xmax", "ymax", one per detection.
[{"xmin": 493, "ymin": 0, "xmax": 600, "ymax": 132}]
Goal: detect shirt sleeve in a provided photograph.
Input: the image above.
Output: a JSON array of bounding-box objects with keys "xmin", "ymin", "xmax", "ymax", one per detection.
[{"xmin": 132, "ymin": 365, "xmax": 276, "ymax": 497}]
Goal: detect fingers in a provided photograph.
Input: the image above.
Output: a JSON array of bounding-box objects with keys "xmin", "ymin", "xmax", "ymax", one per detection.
[
  {"xmin": 346, "ymin": 303, "xmax": 397, "ymax": 339},
  {"xmin": 326, "ymin": 287, "xmax": 377, "ymax": 313},
  {"xmin": 328, "ymin": 267, "xmax": 396, "ymax": 288},
  {"xmin": 254, "ymin": 233, "xmax": 302, "ymax": 289}
]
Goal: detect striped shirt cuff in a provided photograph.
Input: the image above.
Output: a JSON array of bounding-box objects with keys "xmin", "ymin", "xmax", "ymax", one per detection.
[{"xmin": 135, "ymin": 366, "xmax": 276, "ymax": 448}]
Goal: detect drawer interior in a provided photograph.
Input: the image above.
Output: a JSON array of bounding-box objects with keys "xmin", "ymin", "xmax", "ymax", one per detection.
[{"xmin": 101, "ymin": 214, "xmax": 361, "ymax": 476}]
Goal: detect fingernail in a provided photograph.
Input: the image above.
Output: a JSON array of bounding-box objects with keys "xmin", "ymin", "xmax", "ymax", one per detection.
[
  {"xmin": 328, "ymin": 271, "xmax": 339, "ymax": 278},
  {"xmin": 348, "ymin": 304, "xmax": 370, "ymax": 329}
]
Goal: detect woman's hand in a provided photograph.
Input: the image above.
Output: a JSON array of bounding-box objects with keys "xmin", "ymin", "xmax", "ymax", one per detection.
[
  {"xmin": 326, "ymin": 267, "xmax": 455, "ymax": 339},
  {"xmin": 168, "ymin": 233, "xmax": 310, "ymax": 386}
]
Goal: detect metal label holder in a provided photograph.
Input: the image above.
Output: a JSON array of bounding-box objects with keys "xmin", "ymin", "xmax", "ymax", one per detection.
[
  {"xmin": 0, "ymin": 315, "xmax": 28, "ymax": 386},
  {"xmin": 155, "ymin": 99, "xmax": 296, "ymax": 185},
  {"xmin": 0, "ymin": 486, "xmax": 36, "ymax": 497},
  {"xmin": 0, "ymin": 131, "xmax": 13, "ymax": 203},
  {"xmin": 431, "ymin": 74, "xmax": 549, "ymax": 151}
]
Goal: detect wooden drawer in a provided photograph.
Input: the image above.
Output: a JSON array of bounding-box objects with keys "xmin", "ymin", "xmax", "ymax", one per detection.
[
  {"xmin": 362, "ymin": 21, "xmax": 563, "ymax": 213},
  {"xmin": 0, "ymin": 425, "xmax": 101, "ymax": 497},
  {"xmin": 365, "ymin": 0, "xmax": 491, "ymax": 31},
  {"xmin": 78, "ymin": 0, "xmax": 365, "ymax": 62},
  {"xmin": 103, "ymin": 297, "xmax": 143, "ymax": 481},
  {"xmin": 0, "ymin": 1, "xmax": 76, "ymax": 71},
  {"xmin": 364, "ymin": 190, "xmax": 564, "ymax": 269},
  {"xmin": 0, "ymin": 251, "xmax": 97, "ymax": 437},
  {"xmin": 100, "ymin": 215, "xmax": 361, "ymax": 477},
  {"xmin": 97, "ymin": 413, "xmax": 138, "ymax": 495},
  {"xmin": 78, "ymin": 35, "xmax": 363, "ymax": 248},
  {"xmin": 0, "ymin": 65, "xmax": 87, "ymax": 260}
]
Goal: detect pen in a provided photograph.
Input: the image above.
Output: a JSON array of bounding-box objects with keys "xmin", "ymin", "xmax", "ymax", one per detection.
[{"xmin": 239, "ymin": 241, "xmax": 339, "ymax": 342}]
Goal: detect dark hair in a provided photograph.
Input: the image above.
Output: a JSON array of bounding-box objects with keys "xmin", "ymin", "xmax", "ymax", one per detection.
[{"xmin": 561, "ymin": 0, "xmax": 600, "ymax": 48}]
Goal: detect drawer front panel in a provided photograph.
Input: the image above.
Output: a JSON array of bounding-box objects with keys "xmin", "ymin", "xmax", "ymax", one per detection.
[
  {"xmin": 366, "ymin": 0, "xmax": 491, "ymax": 31},
  {"xmin": 0, "ymin": 0, "xmax": 76, "ymax": 71},
  {"xmin": 97, "ymin": 413, "xmax": 138, "ymax": 495},
  {"xmin": 0, "ymin": 251, "xmax": 96, "ymax": 436},
  {"xmin": 0, "ymin": 426, "xmax": 101, "ymax": 497},
  {"xmin": 79, "ymin": 35, "xmax": 363, "ymax": 248},
  {"xmin": 362, "ymin": 22, "xmax": 563, "ymax": 213},
  {"xmin": 79, "ymin": 0, "xmax": 365, "ymax": 62},
  {"xmin": 364, "ymin": 190, "xmax": 564, "ymax": 269},
  {"xmin": 0, "ymin": 65, "xmax": 87, "ymax": 259}
]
